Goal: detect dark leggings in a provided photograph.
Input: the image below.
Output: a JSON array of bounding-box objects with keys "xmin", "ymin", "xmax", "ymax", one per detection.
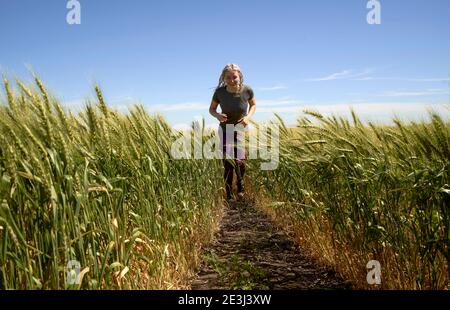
[
  {"xmin": 223, "ymin": 158, "xmax": 246, "ymax": 198},
  {"xmin": 219, "ymin": 124, "xmax": 246, "ymax": 198}
]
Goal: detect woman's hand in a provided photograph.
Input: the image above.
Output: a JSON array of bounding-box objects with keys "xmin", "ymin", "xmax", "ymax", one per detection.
[
  {"xmin": 216, "ymin": 113, "xmax": 228, "ymax": 123},
  {"xmin": 237, "ymin": 116, "xmax": 250, "ymax": 126}
]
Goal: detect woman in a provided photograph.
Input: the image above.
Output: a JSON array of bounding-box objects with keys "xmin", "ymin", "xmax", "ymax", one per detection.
[{"xmin": 209, "ymin": 64, "xmax": 257, "ymax": 202}]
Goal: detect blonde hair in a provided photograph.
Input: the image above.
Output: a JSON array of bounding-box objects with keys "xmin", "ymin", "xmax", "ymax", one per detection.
[{"xmin": 216, "ymin": 63, "xmax": 244, "ymax": 91}]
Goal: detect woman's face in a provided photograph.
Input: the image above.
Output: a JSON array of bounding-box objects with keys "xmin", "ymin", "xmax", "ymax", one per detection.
[{"xmin": 224, "ymin": 70, "xmax": 240, "ymax": 87}]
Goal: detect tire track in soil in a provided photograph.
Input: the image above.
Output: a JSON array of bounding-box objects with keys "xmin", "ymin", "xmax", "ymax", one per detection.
[{"xmin": 190, "ymin": 196, "xmax": 352, "ymax": 290}]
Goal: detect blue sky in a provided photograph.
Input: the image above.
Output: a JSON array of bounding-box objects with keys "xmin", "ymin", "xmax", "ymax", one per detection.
[{"xmin": 1, "ymin": 0, "xmax": 449, "ymax": 126}]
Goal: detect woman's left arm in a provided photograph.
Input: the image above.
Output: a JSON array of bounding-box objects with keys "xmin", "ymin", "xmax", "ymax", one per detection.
[
  {"xmin": 247, "ymin": 98, "xmax": 256, "ymax": 119},
  {"xmin": 240, "ymin": 98, "xmax": 256, "ymax": 126}
]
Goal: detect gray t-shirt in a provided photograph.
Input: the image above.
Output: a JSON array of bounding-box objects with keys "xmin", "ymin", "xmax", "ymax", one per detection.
[{"xmin": 212, "ymin": 84, "xmax": 254, "ymax": 124}]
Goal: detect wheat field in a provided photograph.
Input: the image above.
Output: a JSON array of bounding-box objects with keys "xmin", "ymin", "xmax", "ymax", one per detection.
[
  {"xmin": 0, "ymin": 77, "xmax": 223, "ymax": 289},
  {"xmin": 0, "ymin": 78, "xmax": 448, "ymax": 289},
  {"xmin": 248, "ymin": 109, "xmax": 449, "ymax": 289}
]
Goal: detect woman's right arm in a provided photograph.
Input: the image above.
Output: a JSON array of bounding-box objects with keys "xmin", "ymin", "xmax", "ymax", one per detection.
[{"xmin": 209, "ymin": 99, "xmax": 227, "ymax": 122}]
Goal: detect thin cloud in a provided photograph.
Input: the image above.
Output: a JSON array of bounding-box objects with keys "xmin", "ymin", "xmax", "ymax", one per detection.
[
  {"xmin": 258, "ymin": 106, "xmax": 303, "ymax": 113},
  {"xmin": 302, "ymin": 102, "xmax": 447, "ymax": 113},
  {"xmin": 62, "ymin": 98, "xmax": 86, "ymax": 109},
  {"xmin": 147, "ymin": 102, "xmax": 209, "ymax": 112},
  {"xmin": 62, "ymin": 96, "xmax": 135, "ymax": 112},
  {"xmin": 306, "ymin": 69, "xmax": 352, "ymax": 81},
  {"xmin": 302, "ymin": 102, "xmax": 450, "ymax": 123},
  {"xmin": 308, "ymin": 69, "xmax": 450, "ymax": 83},
  {"xmin": 257, "ymin": 101, "xmax": 449, "ymax": 116},
  {"xmin": 146, "ymin": 97, "xmax": 303, "ymax": 112},
  {"xmin": 378, "ymin": 89, "xmax": 449, "ymax": 97},
  {"xmin": 258, "ymin": 84, "xmax": 288, "ymax": 91},
  {"xmin": 257, "ymin": 97, "xmax": 301, "ymax": 107},
  {"xmin": 306, "ymin": 69, "xmax": 373, "ymax": 81},
  {"xmin": 353, "ymin": 77, "xmax": 450, "ymax": 82}
]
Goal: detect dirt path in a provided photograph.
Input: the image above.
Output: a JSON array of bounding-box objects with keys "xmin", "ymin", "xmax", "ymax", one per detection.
[{"xmin": 190, "ymin": 196, "xmax": 352, "ymax": 290}]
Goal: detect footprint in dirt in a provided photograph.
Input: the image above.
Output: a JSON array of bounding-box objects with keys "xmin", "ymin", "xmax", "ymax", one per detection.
[{"xmin": 190, "ymin": 196, "xmax": 352, "ymax": 290}]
